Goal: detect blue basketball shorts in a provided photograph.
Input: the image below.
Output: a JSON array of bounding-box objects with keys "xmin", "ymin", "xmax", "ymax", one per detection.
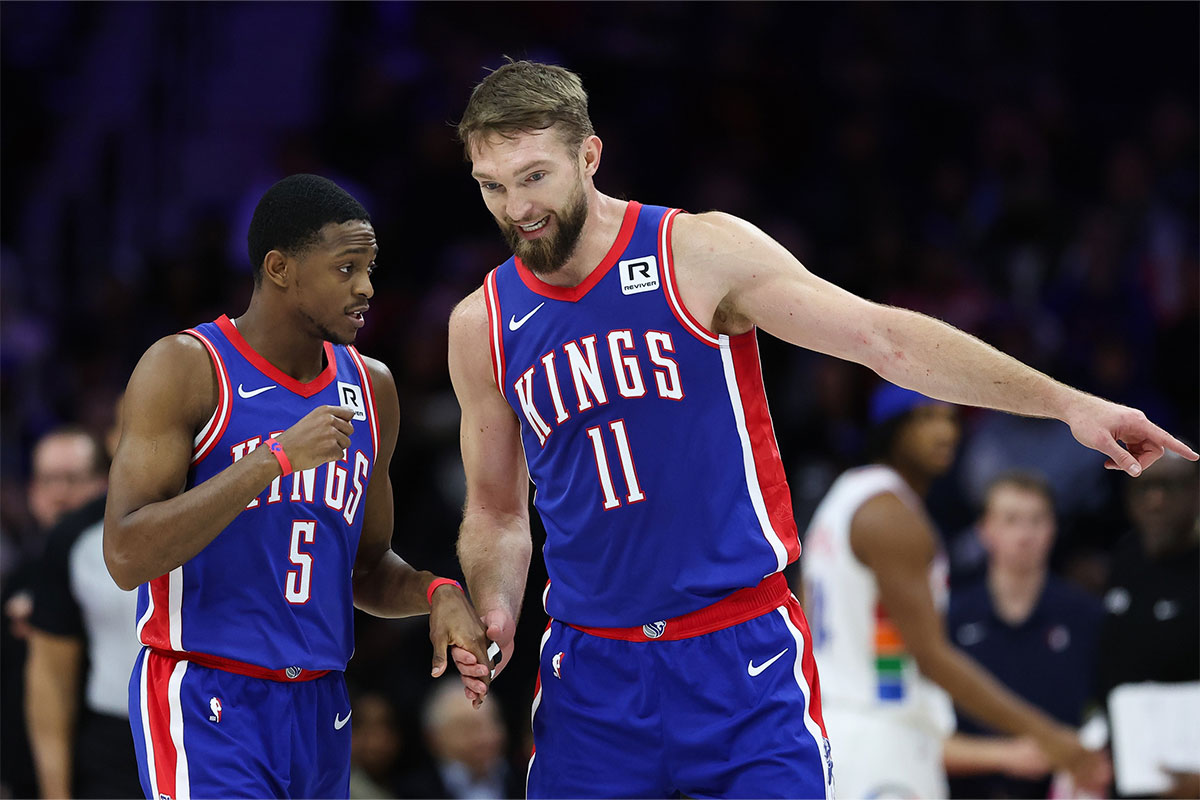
[
  {"xmin": 128, "ymin": 648, "xmax": 351, "ymax": 800},
  {"xmin": 528, "ymin": 575, "xmax": 836, "ymax": 799}
]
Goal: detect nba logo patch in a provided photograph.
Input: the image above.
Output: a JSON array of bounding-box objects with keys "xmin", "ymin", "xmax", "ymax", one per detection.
[
  {"xmin": 208, "ymin": 696, "xmax": 222, "ymax": 723},
  {"xmin": 336, "ymin": 382, "xmax": 368, "ymax": 421},
  {"xmin": 552, "ymin": 651, "xmax": 565, "ymax": 679},
  {"xmin": 619, "ymin": 256, "xmax": 660, "ymax": 295}
]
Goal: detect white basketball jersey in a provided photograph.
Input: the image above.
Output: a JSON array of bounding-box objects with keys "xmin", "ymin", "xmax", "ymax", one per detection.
[{"xmin": 800, "ymin": 464, "xmax": 954, "ymax": 737}]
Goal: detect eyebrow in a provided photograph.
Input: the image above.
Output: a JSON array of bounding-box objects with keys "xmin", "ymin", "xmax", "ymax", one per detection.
[
  {"xmin": 332, "ymin": 245, "xmax": 379, "ymax": 258},
  {"xmin": 471, "ymin": 159, "xmax": 556, "ymax": 181}
]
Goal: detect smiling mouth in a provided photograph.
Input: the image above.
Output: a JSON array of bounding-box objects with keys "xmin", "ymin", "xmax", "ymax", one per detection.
[{"xmin": 518, "ymin": 216, "xmax": 549, "ymax": 232}]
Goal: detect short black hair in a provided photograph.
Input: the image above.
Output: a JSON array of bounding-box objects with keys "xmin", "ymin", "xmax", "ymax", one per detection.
[{"xmin": 246, "ymin": 174, "xmax": 371, "ymax": 284}]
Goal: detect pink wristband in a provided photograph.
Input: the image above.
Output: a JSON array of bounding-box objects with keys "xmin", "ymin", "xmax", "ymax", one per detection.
[
  {"xmin": 426, "ymin": 578, "xmax": 463, "ymax": 606},
  {"xmin": 266, "ymin": 437, "xmax": 292, "ymax": 476}
]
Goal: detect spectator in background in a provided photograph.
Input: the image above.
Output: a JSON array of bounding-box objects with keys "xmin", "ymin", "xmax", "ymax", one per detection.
[
  {"xmin": 1, "ymin": 428, "xmax": 109, "ymax": 799},
  {"xmin": 399, "ymin": 678, "xmax": 521, "ymax": 800},
  {"xmin": 944, "ymin": 471, "xmax": 1104, "ymax": 799},
  {"xmin": 25, "ymin": 399, "xmax": 142, "ymax": 799},
  {"xmin": 349, "ymin": 691, "xmax": 405, "ymax": 799},
  {"xmin": 1096, "ymin": 450, "xmax": 1199, "ymax": 799}
]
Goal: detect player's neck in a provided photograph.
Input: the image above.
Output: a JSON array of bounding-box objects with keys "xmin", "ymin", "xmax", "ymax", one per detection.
[
  {"xmin": 987, "ymin": 567, "xmax": 1046, "ymax": 625},
  {"xmin": 230, "ymin": 304, "xmax": 328, "ymax": 383},
  {"xmin": 886, "ymin": 460, "xmax": 934, "ymax": 498},
  {"xmin": 534, "ymin": 192, "xmax": 628, "ymax": 288}
]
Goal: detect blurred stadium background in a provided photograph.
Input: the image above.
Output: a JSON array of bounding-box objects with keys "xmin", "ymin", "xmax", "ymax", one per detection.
[{"xmin": 2, "ymin": 2, "xmax": 1196, "ymax": 795}]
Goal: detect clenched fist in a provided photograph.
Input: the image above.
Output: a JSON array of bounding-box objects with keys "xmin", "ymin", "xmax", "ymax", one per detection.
[{"xmin": 274, "ymin": 406, "xmax": 355, "ymax": 472}]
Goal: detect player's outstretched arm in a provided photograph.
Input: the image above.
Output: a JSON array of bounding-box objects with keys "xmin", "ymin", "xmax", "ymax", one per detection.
[
  {"xmin": 672, "ymin": 212, "xmax": 1197, "ymax": 476},
  {"xmin": 104, "ymin": 335, "xmax": 356, "ymax": 590},
  {"xmin": 347, "ymin": 357, "xmax": 492, "ymax": 679},
  {"xmin": 850, "ymin": 492, "xmax": 1111, "ymax": 792},
  {"xmin": 447, "ymin": 287, "xmax": 533, "ymax": 705}
]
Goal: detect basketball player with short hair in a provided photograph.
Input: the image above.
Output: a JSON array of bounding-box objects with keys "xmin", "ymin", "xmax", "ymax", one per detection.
[
  {"xmin": 803, "ymin": 385, "xmax": 1108, "ymax": 798},
  {"xmin": 105, "ymin": 174, "xmax": 494, "ymax": 800},
  {"xmin": 444, "ymin": 60, "xmax": 1195, "ymax": 798}
]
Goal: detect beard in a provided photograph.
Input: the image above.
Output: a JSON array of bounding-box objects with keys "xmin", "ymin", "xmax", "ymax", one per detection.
[{"xmin": 501, "ymin": 182, "xmax": 588, "ymax": 276}]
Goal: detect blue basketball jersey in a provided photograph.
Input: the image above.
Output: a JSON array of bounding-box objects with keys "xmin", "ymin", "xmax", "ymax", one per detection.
[
  {"xmin": 134, "ymin": 315, "xmax": 379, "ymax": 672},
  {"xmin": 485, "ymin": 202, "xmax": 800, "ymax": 627}
]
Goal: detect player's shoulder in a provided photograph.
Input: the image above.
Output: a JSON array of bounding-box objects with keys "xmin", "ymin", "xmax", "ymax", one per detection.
[
  {"xmin": 448, "ymin": 285, "xmax": 489, "ymax": 337},
  {"xmin": 134, "ymin": 332, "xmax": 217, "ymax": 396},
  {"xmin": 353, "ymin": 351, "xmax": 395, "ymax": 388},
  {"xmin": 671, "ymin": 210, "xmax": 765, "ymax": 250}
]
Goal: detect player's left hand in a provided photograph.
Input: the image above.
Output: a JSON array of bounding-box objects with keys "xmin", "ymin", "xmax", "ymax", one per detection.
[
  {"xmin": 429, "ymin": 584, "xmax": 491, "ymax": 686},
  {"xmin": 1066, "ymin": 398, "xmax": 1198, "ymax": 477}
]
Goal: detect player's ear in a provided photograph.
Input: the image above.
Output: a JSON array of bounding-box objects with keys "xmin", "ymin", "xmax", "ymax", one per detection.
[
  {"xmin": 261, "ymin": 250, "xmax": 290, "ymax": 289},
  {"xmin": 581, "ymin": 135, "xmax": 602, "ymax": 178}
]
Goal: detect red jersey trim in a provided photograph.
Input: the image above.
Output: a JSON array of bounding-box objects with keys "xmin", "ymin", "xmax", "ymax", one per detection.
[
  {"xmin": 140, "ymin": 650, "xmax": 188, "ymax": 800},
  {"xmin": 214, "ymin": 315, "xmax": 337, "ymax": 398},
  {"xmin": 514, "ymin": 201, "xmax": 643, "ymax": 302},
  {"xmin": 484, "ymin": 268, "xmax": 505, "ymax": 391},
  {"xmin": 568, "ymin": 573, "xmax": 789, "ymax": 642},
  {"xmin": 729, "ymin": 337, "xmax": 802, "ymax": 563},
  {"xmin": 183, "ymin": 328, "xmax": 232, "ymax": 465},
  {"xmin": 659, "ymin": 209, "xmax": 721, "ymax": 348},
  {"xmin": 149, "ymin": 647, "xmax": 331, "ymax": 682},
  {"xmin": 346, "ymin": 346, "xmax": 380, "ymax": 462}
]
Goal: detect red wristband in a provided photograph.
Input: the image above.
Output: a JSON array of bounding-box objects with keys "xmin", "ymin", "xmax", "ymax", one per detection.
[
  {"xmin": 426, "ymin": 578, "xmax": 463, "ymax": 606},
  {"xmin": 266, "ymin": 437, "xmax": 292, "ymax": 476}
]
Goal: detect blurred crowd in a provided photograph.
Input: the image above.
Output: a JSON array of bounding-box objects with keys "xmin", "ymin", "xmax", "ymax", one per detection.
[{"xmin": 1, "ymin": 3, "xmax": 1196, "ymax": 799}]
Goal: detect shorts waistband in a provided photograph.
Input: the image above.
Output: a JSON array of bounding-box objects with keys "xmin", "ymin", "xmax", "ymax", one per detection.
[
  {"xmin": 149, "ymin": 648, "xmax": 332, "ymax": 682},
  {"xmin": 567, "ymin": 573, "xmax": 790, "ymax": 642}
]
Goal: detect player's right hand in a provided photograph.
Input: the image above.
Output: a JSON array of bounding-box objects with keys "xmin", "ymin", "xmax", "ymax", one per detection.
[
  {"xmin": 273, "ymin": 406, "xmax": 355, "ymax": 472},
  {"xmin": 1036, "ymin": 725, "xmax": 1111, "ymax": 795}
]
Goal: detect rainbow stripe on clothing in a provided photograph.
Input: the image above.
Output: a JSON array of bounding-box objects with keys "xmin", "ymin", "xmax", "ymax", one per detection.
[{"xmin": 874, "ymin": 602, "xmax": 908, "ymax": 701}]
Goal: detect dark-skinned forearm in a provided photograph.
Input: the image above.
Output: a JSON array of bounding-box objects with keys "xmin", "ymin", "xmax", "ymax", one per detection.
[
  {"xmin": 352, "ymin": 551, "xmax": 439, "ymax": 618},
  {"xmin": 104, "ymin": 447, "xmax": 282, "ymax": 590},
  {"xmin": 917, "ymin": 641, "xmax": 1060, "ymax": 740}
]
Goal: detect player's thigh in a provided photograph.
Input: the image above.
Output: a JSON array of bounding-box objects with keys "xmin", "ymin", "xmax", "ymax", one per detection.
[
  {"xmin": 130, "ymin": 651, "xmax": 289, "ymax": 799},
  {"xmin": 290, "ymin": 672, "xmax": 352, "ymax": 799},
  {"xmin": 823, "ymin": 712, "xmax": 947, "ymax": 800},
  {"xmin": 663, "ymin": 603, "xmax": 832, "ymax": 799},
  {"xmin": 529, "ymin": 623, "xmax": 671, "ymax": 799}
]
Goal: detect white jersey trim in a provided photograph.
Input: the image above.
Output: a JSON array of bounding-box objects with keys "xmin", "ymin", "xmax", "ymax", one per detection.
[
  {"xmin": 168, "ymin": 659, "xmax": 190, "ymax": 799},
  {"xmin": 184, "ymin": 328, "xmax": 231, "ymax": 465},
  {"xmin": 779, "ymin": 605, "xmax": 835, "ymax": 799}
]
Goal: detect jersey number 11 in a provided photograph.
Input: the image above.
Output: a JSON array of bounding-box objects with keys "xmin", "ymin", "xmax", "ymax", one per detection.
[{"xmin": 585, "ymin": 420, "xmax": 645, "ymax": 510}]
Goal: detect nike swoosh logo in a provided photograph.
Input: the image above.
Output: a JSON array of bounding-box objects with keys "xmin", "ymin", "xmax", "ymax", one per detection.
[
  {"xmin": 237, "ymin": 383, "xmax": 277, "ymax": 399},
  {"xmin": 508, "ymin": 302, "xmax": 546, "ymax": 331},
  {"xmin": 747, "ymin": 648, "xmax": 789, "ymax": 677},
  {"xmin": 334, "ymin": 711, "xmax": 352, "ymax": 730}
]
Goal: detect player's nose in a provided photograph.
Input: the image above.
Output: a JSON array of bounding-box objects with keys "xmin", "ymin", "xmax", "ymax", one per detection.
[{"xmin": 506, "ymin": 194, "xmax": 535, "ymax": 224}]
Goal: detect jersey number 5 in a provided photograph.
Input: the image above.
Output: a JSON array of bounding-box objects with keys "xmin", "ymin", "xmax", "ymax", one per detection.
[
  {"xmin": 585, "ymin": 420, "xmax": 645, "ymax": 510},
  {"xmin": 285, "ymin": 520, "xmax": 317, "ymax": 604}
]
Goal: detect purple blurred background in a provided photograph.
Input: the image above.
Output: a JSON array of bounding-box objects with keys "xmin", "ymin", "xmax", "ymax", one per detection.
[{"xmin": 2, "ymin": 2, "xmax": 1196, "ymax": 795}]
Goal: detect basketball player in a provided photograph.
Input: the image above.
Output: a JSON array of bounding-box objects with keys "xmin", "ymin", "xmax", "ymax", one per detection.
[
  {"xmin": 802, "ymin": 384, "xmax": 1107, "ymax": 798},
  {"xmin": 104, "ymin": 174, "xmax": 494, "ymax": 800},
  {"xmin": 444, "ymin": 60, "xmax": 1194, "ymax": 798}
]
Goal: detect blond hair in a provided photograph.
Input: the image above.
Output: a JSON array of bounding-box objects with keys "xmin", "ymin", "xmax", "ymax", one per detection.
[{"xmin": 457, "ymin": 59, "xmax": 594, "ymax": 160}]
